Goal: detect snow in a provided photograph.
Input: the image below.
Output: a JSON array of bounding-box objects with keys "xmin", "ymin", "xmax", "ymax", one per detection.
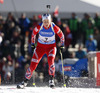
[{"xmin": 0, "ymin": 85, "xmax": 100, "ymax": 93}]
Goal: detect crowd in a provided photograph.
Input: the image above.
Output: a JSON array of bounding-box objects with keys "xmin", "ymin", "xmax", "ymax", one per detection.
[{"xmin": 0, "ymin": 12, "xmax": 100, "ymax": 83}]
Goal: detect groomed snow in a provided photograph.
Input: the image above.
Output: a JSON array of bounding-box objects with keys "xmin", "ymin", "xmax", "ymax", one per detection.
[{"xmin": 0, "ymin": 85, "xmax": 100, "ymax": 93}]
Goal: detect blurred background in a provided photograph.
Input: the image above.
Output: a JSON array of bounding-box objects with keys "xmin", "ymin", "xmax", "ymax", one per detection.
[{"xmin": 0, "ymin": 0, "xmax": 100, "ymax": 87}]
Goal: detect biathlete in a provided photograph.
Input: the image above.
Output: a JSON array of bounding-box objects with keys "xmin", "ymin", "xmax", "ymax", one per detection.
[{"xmin": 17, "ymin": 13, "xmax": 65, "ymax": 88}]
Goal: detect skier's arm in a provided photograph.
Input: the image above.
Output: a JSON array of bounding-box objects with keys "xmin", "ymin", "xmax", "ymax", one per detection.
[
  {"xmin": 31, "ymin": 25, "xmax": 40, "ymax": 44},
  {"xmin": 54, "ymin": 25, "xmax": 65, "ymax": 46},
  {"xmin": 57, "ymin": 30, "xmax": 65, "ymax": 45}
]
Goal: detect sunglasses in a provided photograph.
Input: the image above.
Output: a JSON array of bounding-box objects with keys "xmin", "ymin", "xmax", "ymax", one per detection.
[{"xmin": 43, "ymin": 14, "xmax": 49, "ymax": 16}]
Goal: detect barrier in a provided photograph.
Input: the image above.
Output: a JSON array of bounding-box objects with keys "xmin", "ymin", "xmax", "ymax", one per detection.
[
  {"xmin": 88, "ymin": 51, "xmax": 100, "ymax": 86},
  {"xmin": 59, "ymin": 58, "xmax": 88, "ymax": 77}
]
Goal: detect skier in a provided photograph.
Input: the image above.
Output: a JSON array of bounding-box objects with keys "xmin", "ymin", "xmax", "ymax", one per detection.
[{"xmin": 17, "ymin": 13, "xmax": 65, "ymax": 88}]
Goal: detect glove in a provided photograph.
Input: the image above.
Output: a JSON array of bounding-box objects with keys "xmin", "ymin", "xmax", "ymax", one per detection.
[
  {"xmin": 60, "ymin": 45, "xmax": 65, "ymax": 52},
  {"xmin": 60, "ymin": 43, "xmax": 65, "ymax": 52},
  {"xmin": 31, "ymin": 43, "xmax": 35, "ymax": 51}
]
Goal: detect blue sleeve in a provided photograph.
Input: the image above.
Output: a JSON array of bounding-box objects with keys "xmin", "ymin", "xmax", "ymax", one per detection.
[
  {"xmin": 93, "ymin": 40, "xmax": 97, "ymax": 47},
  {"xmin": 26, "ymin": 18, "xmax": 30, "ymax": 24}
]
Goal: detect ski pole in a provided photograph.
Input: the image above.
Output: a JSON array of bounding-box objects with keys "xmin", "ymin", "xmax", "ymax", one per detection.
[{"xmin": 60, "ymin": 50, "xmax": 66, "ymax": 87}]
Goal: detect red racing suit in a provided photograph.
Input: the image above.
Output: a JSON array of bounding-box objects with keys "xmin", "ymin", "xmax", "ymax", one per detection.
[{"xmin": 25, "ymin": 22, "xmax": 64, "ymax": 79}]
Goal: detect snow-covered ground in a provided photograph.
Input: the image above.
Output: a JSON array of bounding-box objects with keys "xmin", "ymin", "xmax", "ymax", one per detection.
[
  {"xmin": 0, "ymin": 78, "xmax": 100, "ymax": 93},
  {"xmin": 0, "ymin": 85, "xmax": 100, "ymax": 93}
]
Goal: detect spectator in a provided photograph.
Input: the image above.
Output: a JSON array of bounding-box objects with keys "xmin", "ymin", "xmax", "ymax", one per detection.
[
  {"xmin": 21, "ymin": 54, "xmax": 31, "ymax": 69},
  {"xmin": 3, "ymin": 12, "xmax": 17, "ymax": 40},
  {"xmin": 4, "ymin": 21, "xmax": 15, "ymax": 40},
  {"xmin": 0, "ymin": 33, "xmax": 3, "ymax": 45},
  {"xmin": 38, "ymin": 14, "xmax": 42, "ymax": 24},
  {"xmin": 94, "ymin": 28, "xmax": 100, "ymax": 50},
  {"xmin": 29, "ymin": 15, "xmax": 39, "ymax": 45},
  {"xmin": 85, "ymin": 35, "xmax": 97, "ymax": 52},
  {"xmin": 56, "ymin": 18, "xmax": 64, "ymax": 31},
  {"xmin": 30, "ymin": 15, "xmax": 38, "ymax": 28},
  {"xmin": 94, "ymin": 28, "xmax": 100, "ymax": 45},
  {"xmin": 81, "ymin": 13, "xmax": 89, "ymax": 32},
  {"xmin": 19, "ymin": 13, "xmax": 30, "ymax": 35},
  {"xmin": 15, "ymin": 62, "xmax": 25, "ymax": 82},
  {"xmin": 85, "ymin": 21, "xmax": 94, "ymax": 40},
  {"xmin": 1, "ymin": 40, "xmax": 11, "ymax": 57},
  {"xmin": 1, "ymin": 57, "xmax": 7, "ymax": 82},
  {"xmin": 0, "ymin": 13, "xmax": 4, "ymax": 24},
  {"xmin": 81, "ymin": 13, "xmax": 95, "ymax": 43},
  {"xmin": 2, "ymin": 61, "xmax": 13, "ymax": 82},
  {"xmin": 63, "ymin": 23, "xmax": 72, "ymax": 48},
  {"xmin": 10, "ymin": 26, "xmax": 21, "ymax": 44},
  {"xmin": 6, "ymin": 12, "xmax": 17, "ymax": 25},
  {"xmin": 75, "ymin": 45, "xmax": 87, "ymax": 59},
  {"xmin": 52, "ymin": 12, "xmax": 58, "ymax": 25},
  {"xmin": 97, "ymin": 40, "xmax": 100, "ymax": 51},
  {"xmin": 0, "ymin": 14, "xmax": 5, "ymax": 43},
  {"xmin": 69, "ymin": 52, "xmax": 75, "ymax": 58},
  {"xmin": 0, "ymin": 13, "xmax": 5, "ymax": 32},
  {"xmin": 68, "ymin": 13, "xmax": 79, "ymax": 47},
  {"xmin": 80, "ymin": 13, "xmax": 89, "ymax": 44},
  {"xmin": 0, "ymin": 59, "xmax": 4, "ymax": 82},
  {"xmin": 62, "ymin": 47, "xmax": 70, "ymax": 59},
  {"xmin": 55, "ymin": 19, "xmax": 64, "ymax": 44},
  {"xmin": 10, "ymin": 26, "xmax": 24, "ymax": 58},
  {"xmin": 94, "ymin": 13, "xmax": 100, "ymax": 31}
]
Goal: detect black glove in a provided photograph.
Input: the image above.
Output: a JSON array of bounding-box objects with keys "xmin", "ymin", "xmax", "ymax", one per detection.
[
  {"xmin": 31, "ymin": 43, "xmax": 35, "ymax": 51},
  {"xmin": 60, "ymin": 45, "xmax": 65, "ymax": 52}
]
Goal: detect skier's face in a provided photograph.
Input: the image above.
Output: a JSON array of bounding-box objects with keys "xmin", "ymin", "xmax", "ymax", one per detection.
[{"xmin": 43, "ymin": 19, "xmax": 51, "ymax": 28}]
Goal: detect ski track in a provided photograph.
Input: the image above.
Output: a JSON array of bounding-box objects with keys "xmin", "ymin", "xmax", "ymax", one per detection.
[{"xmin": 0, "ymin": 85, "xmax": 100, "ymax": 93}]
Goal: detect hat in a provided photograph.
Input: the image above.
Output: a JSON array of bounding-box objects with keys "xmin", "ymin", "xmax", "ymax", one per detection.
[{"xmin": 42, "ymin": 14, "xmax": 51, "ymax": 21}]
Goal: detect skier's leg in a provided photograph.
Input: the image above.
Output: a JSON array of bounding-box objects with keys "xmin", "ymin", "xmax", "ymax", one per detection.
[
  {"xmin": 17, "ymin": 46, "xmax": 45, "ymax": 88},
  {"xmin": 47, "ymin": 47, "xmax": 56, "ymax": 87},
  {"xmin": 48, "ymin": 56, "xmax": 55, "ymax": 77}
]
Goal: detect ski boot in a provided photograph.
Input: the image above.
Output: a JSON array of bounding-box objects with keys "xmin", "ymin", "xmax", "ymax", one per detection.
[
  {"xmin": 17, "ymin": 78, "xmax": 29, "ymax": 89},
  {"xmin": 49, "ymin": 75, "xmax": 55, "ymax": 88}
]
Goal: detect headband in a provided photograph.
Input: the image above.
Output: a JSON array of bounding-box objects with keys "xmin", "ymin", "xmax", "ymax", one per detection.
[{"xmin": 42, "ymin": 14, "xmax": 51, "ymax": 21}]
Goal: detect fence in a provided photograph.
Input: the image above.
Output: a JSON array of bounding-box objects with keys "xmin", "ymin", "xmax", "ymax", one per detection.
[{"xmin": 88, "ymin": 51, "xmax": 100, "ymax": 86}]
